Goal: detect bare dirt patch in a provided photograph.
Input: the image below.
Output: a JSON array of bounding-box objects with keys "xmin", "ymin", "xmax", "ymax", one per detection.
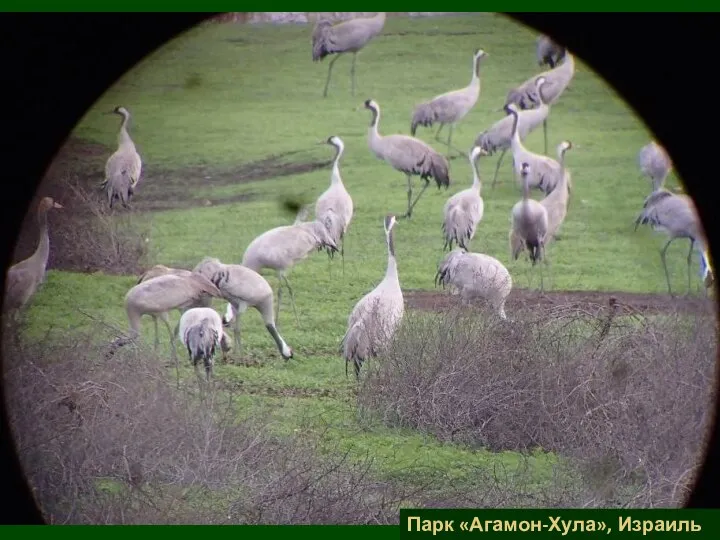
[
  {"xmin": 12, "ymin": 137, "xmax": 329, "ymax": 274},
  {"xmin": 404, "ymin": 288, "xmax": 715, "ymax": 317}
]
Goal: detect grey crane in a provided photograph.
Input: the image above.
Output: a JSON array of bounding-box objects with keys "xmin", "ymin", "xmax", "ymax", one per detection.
[
  {"xmin": 634, "ymin": 189, "xmax": 714, "ymax": 295},
  {"xmin": 435, "ymin": 248, "xmax": 513, "ymax": 320},
  {"xmin": 193, "ymin": 257, "xmax": 294, "ymax": 361},
  {"xmin": 364, "ymin": 98, "xmax": 451, "ymax": 219},
  {"xmin": 100, "ymin": 106, "xmax": 142, "ymax": 209},
  {"xmin": 410, "ymin": 49, "xmax": 488, "ymax": 158},
  {"xmin": 178, "ymin": 307, "xmax": 231, "ymax": 382},
  {"xmin": 475, "ymin": 78, "xmax": 551, "ymax": 189},
  {"xmin": 341, "ymin": 215, "xmax": 404, "ymax": 379},
  {"xmin": 312, "ymin": 12, "xmax": 386, "ymax": 98},
  {"xmin": 540, "ymin": 140, "xmax": 574, "ymax": 244},
  {"xmin": 536, "ymin": 35, "xmax": 564, "ymax": 68},
  {"xmin": 108, "ymin": 273, "xmax": 224, "ymax": 382},
  {"xmin": 510, "ymin": 162, "xmax": 549, "ymax": 290},
  {"xmin": 4, "ymin": 197, "xmax": 63, "ymax": 319},
  {"xmin": 442, "ymin": 146, "xmax": 487, "ymax": 251},
  {"xmin": 242, "ymin": 210, "xmax": 338, "ymax": 325},
  {"xmin": 638, "ymin": 140, "xmax": 673, "ymax": 193},
  {"xmin": 505, "ymin": 50, "xmax": 575, "ymax": 154},
  {"xmin": 504, "ymin": 91, "xmax": 564, "ymax": 196},
  {"xmin": 315, "ymin": 135, "xmax": 354, "ymax": 275}
]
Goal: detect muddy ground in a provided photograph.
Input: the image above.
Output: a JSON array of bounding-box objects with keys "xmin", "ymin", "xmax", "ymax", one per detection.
[
  {"xmin": 11, "ymin": 137, "xmax": 330, "ymax": 274},
  {"xmin": 10, "ymin": 137, "xmax": 717, "ymax": 316}
]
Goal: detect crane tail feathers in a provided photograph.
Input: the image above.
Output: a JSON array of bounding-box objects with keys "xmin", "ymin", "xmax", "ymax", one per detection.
[{"xmin": 410, "ymin": 103, "xmax": 435, "ymax": 136}]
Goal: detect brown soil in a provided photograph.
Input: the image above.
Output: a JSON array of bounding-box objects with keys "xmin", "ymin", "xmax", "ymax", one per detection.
[
  {"xmin": 11, "ymin": 137, "xmax": 330, "ymax": 274},
  {"xmin": 404, "ymin": 288, "xmax": 715, "ymax": 317}
]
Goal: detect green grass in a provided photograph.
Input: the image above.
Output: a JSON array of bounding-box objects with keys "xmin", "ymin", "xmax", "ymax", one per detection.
[{"xmin": 20, "ymin": 13, "xmax": 701, "ymax": 508}]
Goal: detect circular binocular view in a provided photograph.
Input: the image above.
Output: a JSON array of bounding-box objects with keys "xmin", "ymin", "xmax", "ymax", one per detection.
[{"xmin": 2, "ymin": 12, "xmax": 716, "ymax": 524}]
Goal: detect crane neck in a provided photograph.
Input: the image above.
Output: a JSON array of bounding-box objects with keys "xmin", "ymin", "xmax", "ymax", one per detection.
[
  {"xmin": 368, "ymin": 106, "xmax": 382, "ymax": 148},
  {"xmin": 509, "ymin": 110, "xmax": 520, "ymax": 148},
  {"xmin": 384, "ymin": 229, "xmax": 398, "ymax": 282},
  {"xmin": 117, "ymin": 112, "xmax": 134, "ymax": 149},
  {"xmin": 470, "ymin": 55, "xmax": 482, "ymax": 85},
  {"xmin": 331, "ymin": 144, "xmax": 344, "ymax": 185},
  {"xmin": 470, "ymin": 158, "xmax": 481, "ymax": 192},
  {"xmin": 28, "ymin": 209, "xmax": 51, "ymax": 276},
  {"xmin": 521, "ymin": 172, "xmax": 530, "ymax": 201}
]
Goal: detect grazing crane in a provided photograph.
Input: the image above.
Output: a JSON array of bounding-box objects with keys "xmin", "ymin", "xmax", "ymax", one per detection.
[
  {"xmin": 410, "ymin": 49, "xmax": 488, "ymax": 158},
  {"xmin": 315, "ymin": 135, "xmax": 354, "ymax": 275},
  {"xmin": 364, "ymin": 99, "xmax": 451, "ymax": 219},
  {"xmin": 242, "ymin": 210, "xmax": 338, "ymax": 325},
  {"xmin": 341, "ymin": 215, "xmax": 404, "ymax": 379},
  {"xmin": 178, "ymin": 307, "xmax": 231, "ymax": 382},
  {"xmin": 312, "ymin": 12, "xmax": 386, "ymax": 98},
  {"xmin": 504, "ymin": 90, "xmax": 564, "ymax": 195},
  {"xmin": 475, "ymin": 78, "xmax": 550, "ymax": 189},
  {"xmin": 505, "ymin": 50, "xmax": 575, "ymax": 154},
  {"xmin": 4, "ymin": 197, "xmax": 63, "ymax": 319},
  {"xmin": 442, "ymin": 146, "xmax": 487, "ymax": 251},
  {"xmin": 634, "ymin": 189, "xmax": 714, "ymax": 295},
  {"xmin": 540, "ymin": 140, "xmax": 574, "ymax": 244},
  {"xmin": 100, "ymin": 106, "xmax": 142, "ymax": 209},
  {"xmin": 510, "ymin": 162, "xmax": 549, "ymax": 290},
  {"xmin": 536, "ymin": 35, "xmax": 564, "ymax": 68},
  {"xmin": 435, "ymin": 248, "xmax": 513, "ymax": 320},
  {"xmin": 108, "ymin": 273, "xmax": 224, "ymax": 382},
  {"xmin": 638, "ymin": 141, "xmax": 673, "ymax": 193},
  {"xmin": 193, "ymin": 257, "xmax": 294, "ymax": 361}
]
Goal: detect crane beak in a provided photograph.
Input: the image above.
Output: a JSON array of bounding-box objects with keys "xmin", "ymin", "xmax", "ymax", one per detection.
[{"xmin": 53, "ymin": 202, "xmax": 64, "ymax": 209}]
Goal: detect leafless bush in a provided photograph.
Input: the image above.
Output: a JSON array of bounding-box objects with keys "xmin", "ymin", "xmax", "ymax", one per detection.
[
  {"xmin": 2, "ymin": 326, "xmax": 424, "ymax": 524},
  {"xmin": 12, "ymin": 176, "xmax": 150, "ymax": 275},
  {"xmin": 358, "ymin": 301, "xmax": 718, "ymax": 507}
]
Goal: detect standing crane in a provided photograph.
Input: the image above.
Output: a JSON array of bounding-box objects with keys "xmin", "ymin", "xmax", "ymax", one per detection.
[
  {"xmin": 341, "ymin": 215, "xmax": 404, "ymax": 379},
  {"xmin": 311, "ymin": 12, "xmax": 386, "ymax": 98},
  {"xmin": 364, "ymin": 99, "xmax": 450, "ymax": 219},
  {"xmin": 101, "ymin": 106, "xmax": 142, "ymax": 209},
  {"xmin": 410, "ymin": 49, "xmax": 488, "ymax": 158}
]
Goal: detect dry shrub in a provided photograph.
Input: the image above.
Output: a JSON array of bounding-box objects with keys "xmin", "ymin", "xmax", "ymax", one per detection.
[
  {"xmin": 11, "ymin": 176, "xmax": 149, "ymax": 275},
  {"xmin": 2, "ymin": 327, "xmax": 415, "ymax": 524},
  {"xmin": 358, "ymin": 300, "xmax": 718, "ymax": 507}
]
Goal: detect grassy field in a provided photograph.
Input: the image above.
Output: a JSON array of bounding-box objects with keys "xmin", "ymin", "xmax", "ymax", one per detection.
[{"xmin": 8, "ymin": 13, "xmax": 713, "ymax": 516}]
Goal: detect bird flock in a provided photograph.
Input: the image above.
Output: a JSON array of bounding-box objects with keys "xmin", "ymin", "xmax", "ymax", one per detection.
[{"xmin": 3, "ymin": 14, "xmax": 716, "ymax": 384}]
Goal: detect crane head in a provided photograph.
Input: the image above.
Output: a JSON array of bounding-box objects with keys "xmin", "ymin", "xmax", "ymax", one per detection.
[
  {"xmin": 521, "ymin": 162, "xmax": 530, "ymax": 177},
  {"xmin": 384, "ymin": 214, "xmax": 397, "ymax": 233},
  {"xmin": 38, "ymin": 197, "xmax": 63, "ymax": 213},
  {"xmin": 470, "ymin": 146, "xmax": 486, "ymax": 162},
  {"xmin": 474, "ymin": 48, "xmax": 488, "ymax": 58},
  {"xmin": 111, "ymin": 106, "xmax": 129, "ymax": 117},
  {"xmin": 364, "ymin": 99, "xmax": 378, "ymax": 111}
]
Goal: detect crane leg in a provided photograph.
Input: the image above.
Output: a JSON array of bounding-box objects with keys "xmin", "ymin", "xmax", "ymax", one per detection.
[
  {"xmin": 322, "ymin": 54, "xmax": 341, "ymax": 98},
  {"xmin": 282, "ymin": 275, "xmax": 300, "ymax": 327},
  {"xmin": 233, "ymin": 318, "xmax": 242, "ymax": 356},
  {"xmin": 660, "ymin": 238, "xmax": 676, "ymax": 296},
  {"xmin": 153, "ymin": 317, "xmax": 159, "ymax": 350},
  {"xmin": 543, "ymin": 119, "xmax": 549, "ymax": 156},
  {"xmin": 160, "ymin": 314, "xmax": 179, "ymax": 388},
  {"xmin": 341, "ymin": 236, "xmax": 346, "ymax": 279},
  {"xmin": 403, "ymin": 174, "xmax": 413, "ymax": 219},
  {"xmin": 686, "ymin": 239, "xmax": 695, "ymax": 295},
  {"xmin": 491, "ymin": 149, "xmax": 508, "ymax": 188},
  {"xmin": 407, "ymin": 180, "xmax": 431, "ymax": 218},
  {"xmin": 350, "ymin": 52, "xmax": 357, "ymax": 97},
  {"xmin": 435, "ymin": 124, "xmax": 444, "ymax": 139}
]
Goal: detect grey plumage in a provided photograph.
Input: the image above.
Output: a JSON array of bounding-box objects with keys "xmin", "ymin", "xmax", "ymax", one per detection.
[
  {"xmin": 242, "ymin": 210, "xmax": 338, "ymax": 325},
  {"xmin": 504, "ymin": 90, "xmax": 564, "ymax": 196},
  {"xmin": 634, "ymin": 189, "xmax": 713, "ymax": 295},
  {"xmin": 136, "ymin": 264, "xmax": 193, "ymax": 285},
  {"xmin": 365, "ymin": 99, "xmax": 451, "ymax": 219},
  {"xmin": 442, "ymin": 146, "xmax": 486, "ymax": 251},
  {"xmin": 505, "ymin": 51, "xmax": 575, "ymax": 154},
  {"xmin": 510, "ymin": 162, "xmax": 549, "ymax": 292},
  {"xmin": 4, "ymin": 197, "xmax": 63, "ymax": 316},
  {"xmin": 178, "ymin": 307, "xmax": 231, "ymax": 381},
  {"xmin": 536, "ymin": 35, "xmax": 564, "ymax": 68},
  {"xmin": 410, "ymin": 49, "xmax": 488, "ymax": 157},
  {"xmin": 315, "ymin": 135, "xmax": 354, "ymax": 272},
  {"xmin": 101, "ymin": 106, "xmax": 142, "ymax": 209},
  {"xmin": 435, "ymin": 249, "xmax": 513, "ymax": 320},
  {"xmin": 108, "ymin": 273, "xmax": 224, "ymax": 381},
  {"xmin": 475, "ymin": 99, "xmax": 550, "ymax": 189},
  {"xmin": 638, "ymin": 141, "xmax": 673, "ymax": 192},
  {"xmin": 312, "ymin": 12, "xmax": 386, "ymax": 98},
  {"xmin": 539, "ymin": 141, "xmax": 574, "ymax": 244},
  {"xmin": 193, "ymin": 257, "xmax": 294, "ymax": 361},
  {"xmin": 341, "ymin": 215, "xmax": 404, "ymax": 379}
]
